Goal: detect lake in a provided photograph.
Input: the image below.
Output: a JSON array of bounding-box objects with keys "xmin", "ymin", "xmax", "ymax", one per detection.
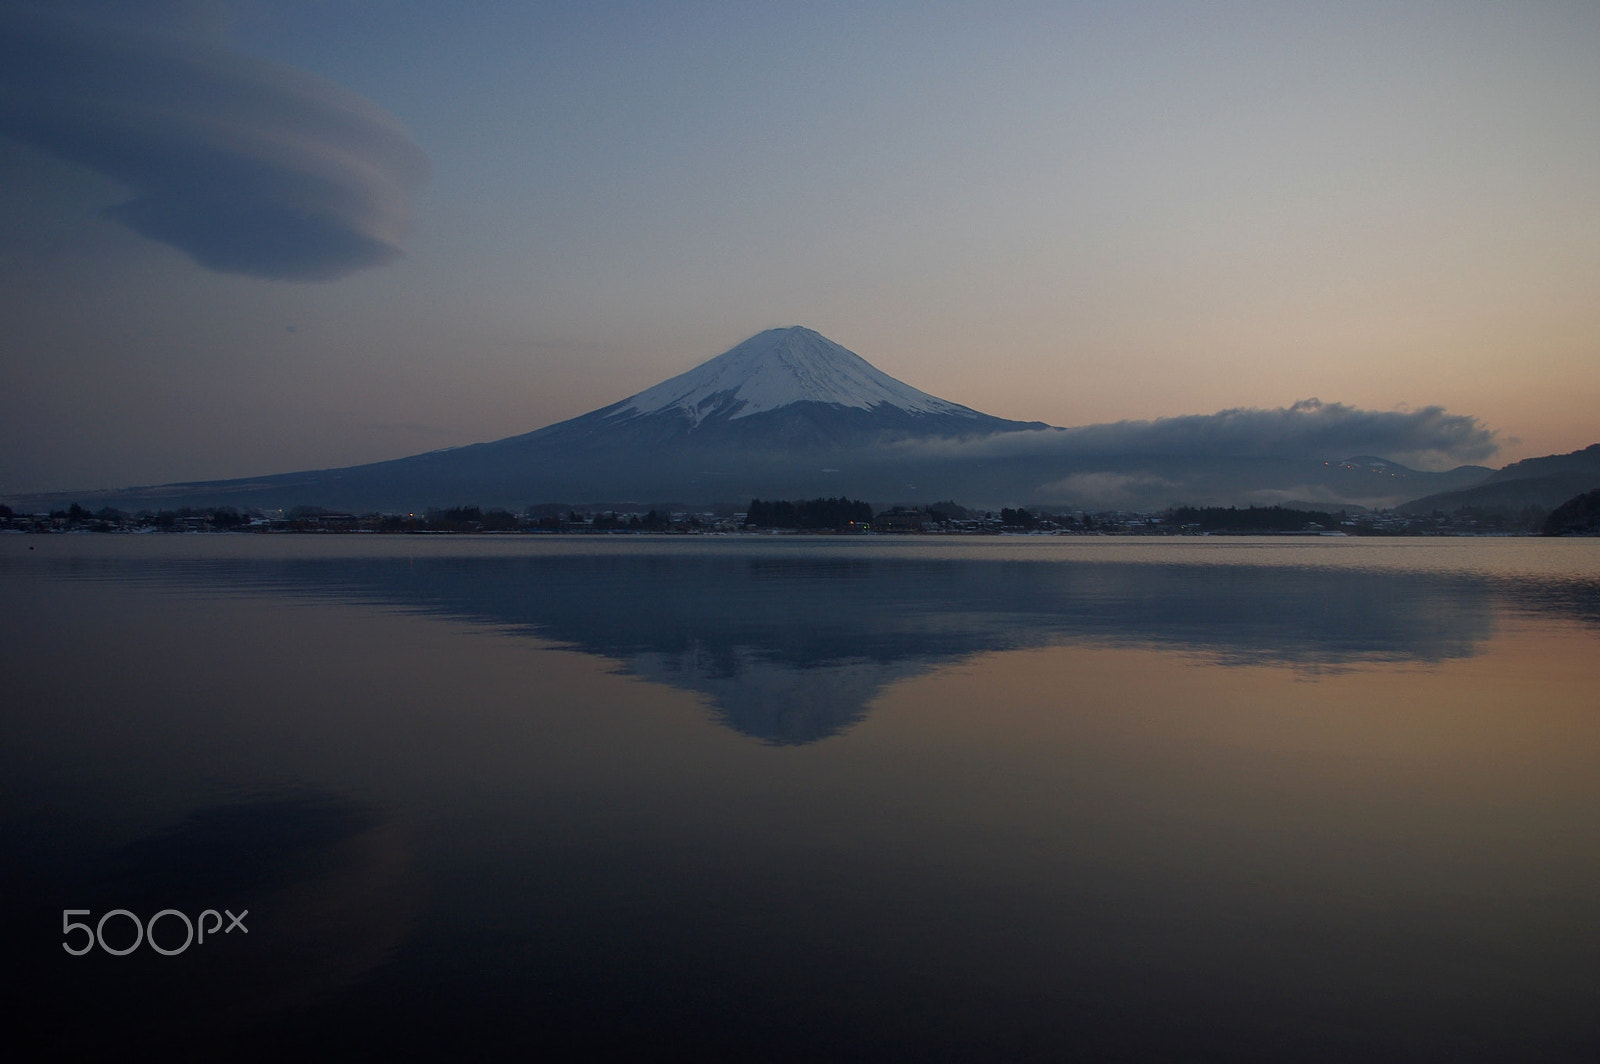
[{"xmin": 3, "ymin": 534, "xmax": 1598, "ymax": 1061}]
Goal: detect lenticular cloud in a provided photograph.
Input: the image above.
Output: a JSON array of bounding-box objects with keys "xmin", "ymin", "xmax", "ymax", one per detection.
[{"xmin": 0, "ymin": 3, "xmax": 429, "ymax": 280}]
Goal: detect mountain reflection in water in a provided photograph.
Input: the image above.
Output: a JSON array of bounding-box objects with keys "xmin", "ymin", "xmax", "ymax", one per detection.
[
  {"xmin": 121, "ymin": 549, "xmax": 1516, "ymax": 743},
  {"xmin": 9, "ymin": 537, "xmax": 1600, "ymax": 1062}
]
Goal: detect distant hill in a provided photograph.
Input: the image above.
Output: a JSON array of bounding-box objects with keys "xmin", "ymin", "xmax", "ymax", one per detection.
[
  {"xmin": 1399, "ymin": 443, "xmax": 1600, "ymax": 514},
  {"xmin": 1542, "ymin": 488, "xmax": 1600, "ymax": 536}
]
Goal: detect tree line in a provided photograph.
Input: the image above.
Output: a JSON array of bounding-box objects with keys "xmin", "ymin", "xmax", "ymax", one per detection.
[{"xmin": 744, "ymin": 497, "xmax": 873, "ymax": 530}]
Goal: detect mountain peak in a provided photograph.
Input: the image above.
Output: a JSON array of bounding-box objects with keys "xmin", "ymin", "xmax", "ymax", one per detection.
[{"xmin": 605, "ymin": 326, "xmax": 976, "ymax": 427}]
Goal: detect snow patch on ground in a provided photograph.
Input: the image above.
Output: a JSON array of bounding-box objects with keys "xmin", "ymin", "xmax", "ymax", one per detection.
[{"xmin": 607, "ymin": 327, "xmax": 976, "ymax": 426}]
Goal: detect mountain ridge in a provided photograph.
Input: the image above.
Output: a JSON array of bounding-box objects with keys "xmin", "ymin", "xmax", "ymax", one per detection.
[{"xmin": 1397, "ymin": 443, "xmax": 1600, "ymax": 514}]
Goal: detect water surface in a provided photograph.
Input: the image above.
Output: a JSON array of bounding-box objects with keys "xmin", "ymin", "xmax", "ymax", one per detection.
[{"xmin": 4, "ymin": 535, "xmax": 1597, "ymax": 1060}]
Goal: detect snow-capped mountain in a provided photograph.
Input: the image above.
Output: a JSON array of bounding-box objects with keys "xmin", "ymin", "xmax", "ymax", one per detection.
[
  {"xmin": 19, "ymin": 326, "xmax": 1497, "ymax": 512},
  {"xmin": 59, "ymin": 327, "xmax": 1043, "ymax": 510},
  {"xmin": 604, "ymin": 327, "xmax": 979, "ymax": 426}
]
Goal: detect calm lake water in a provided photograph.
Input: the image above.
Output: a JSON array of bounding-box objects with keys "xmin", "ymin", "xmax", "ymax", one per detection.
[{"xmin": 4, "ymin": 534, "xmax": 1598, "ymax": 1061}]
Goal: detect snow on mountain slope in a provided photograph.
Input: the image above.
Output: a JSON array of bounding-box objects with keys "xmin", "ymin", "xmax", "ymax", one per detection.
[{"xmin": 605, "ymin": 326, "xmax": 980, "ymax": 427}]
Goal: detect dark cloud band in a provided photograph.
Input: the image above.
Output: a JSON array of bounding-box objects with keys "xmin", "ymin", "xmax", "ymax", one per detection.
[
  {"xmin": 1054, "ymin": 398, "xmax": 1500, "ymax": 468},
  {"xmin": 902, "ymin": 398, "xmax": 1499, "ymax": 470},
  {"xmin": 0, "ymin": 3, "xmax": 428, "ymax": 280}
]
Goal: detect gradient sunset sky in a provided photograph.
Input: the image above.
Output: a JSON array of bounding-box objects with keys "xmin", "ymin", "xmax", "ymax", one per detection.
[{"xmin": 3, "ymin": 1, "xmax": 1597, "ymax": 494}]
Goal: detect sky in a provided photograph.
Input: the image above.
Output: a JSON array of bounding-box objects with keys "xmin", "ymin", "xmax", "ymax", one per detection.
[{"xmin": 3, "ymin": 0, "xmax": 1597, "ymax": 494}]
